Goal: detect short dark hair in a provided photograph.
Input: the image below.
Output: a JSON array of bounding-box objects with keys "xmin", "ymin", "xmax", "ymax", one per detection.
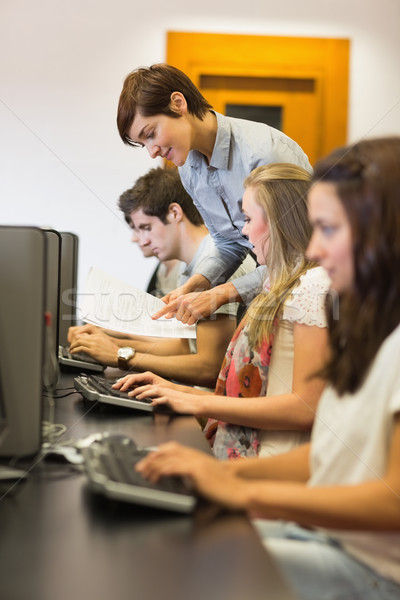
[
  {"xmin": 118, "ymin": 167, "xmax": 204, "ymax": 226},
  {"xmin": 312, "ymin": 136, "xmax": 400, "ymax": 395},
  {"xmin": 117, "ymin": 63, "xmax": 212, "ymax": 146}
]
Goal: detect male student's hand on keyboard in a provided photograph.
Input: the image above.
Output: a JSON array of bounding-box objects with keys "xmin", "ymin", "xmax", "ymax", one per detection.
[
  {"xmin": 69, "ymin": 331, "xmax": 120, "ymax": 367},
  {"xmin": 68, "ymin": 323, "xmax": 100, "ymax": 344}
]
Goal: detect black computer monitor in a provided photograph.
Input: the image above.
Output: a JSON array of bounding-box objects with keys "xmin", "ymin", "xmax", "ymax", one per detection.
[
  {"xmin": 58, "ymin": 232, "xmax": 79, "ymax": 347},
  {"xmin": 41, "ymin": 228, "xmax": 62, "ymax": 389},
  {"xmin": 42, "ymin": 228, "xmax": 61, "ymax": 353},
  {"xmin": 0, "ymin": 226, "xmax": 46, "ymax": 457},
  {"xmin": 0, "ymin": 357, "xmax": 7, "ymax": 449},
  {"xmin": 0, "ymin": 332, "xmax": 31, "ymax": 479}
]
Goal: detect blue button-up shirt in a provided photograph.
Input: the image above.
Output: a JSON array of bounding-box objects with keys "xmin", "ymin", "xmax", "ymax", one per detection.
[{"xmin": 179, "ymin": 112, "xmax": 312, "ymax": 303}]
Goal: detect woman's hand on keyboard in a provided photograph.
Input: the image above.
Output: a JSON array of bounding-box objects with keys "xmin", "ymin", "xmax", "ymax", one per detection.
[
  {"xmin": 128, "ymin": 384, "xmax": 208, "ymax": 416},
  {"xmin": 135, "ymin": 442, "xmax": 249, "ymax": 510},
  {"xmin": 113, "ymin": 371, "xmax": 175, "ymax": 393}
]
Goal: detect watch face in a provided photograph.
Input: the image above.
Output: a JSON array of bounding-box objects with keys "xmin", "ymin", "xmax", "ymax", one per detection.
[{"xmin": 119, "ymin": 347, "xmax": 134, "ymax": 360}]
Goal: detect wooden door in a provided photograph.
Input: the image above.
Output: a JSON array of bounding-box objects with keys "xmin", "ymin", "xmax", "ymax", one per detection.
[{"xmin": 167, "ymin": 32, "xmax": 349, "ymax": 165}]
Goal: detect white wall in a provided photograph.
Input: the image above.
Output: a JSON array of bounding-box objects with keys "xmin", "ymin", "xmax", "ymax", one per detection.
[{"xmin": 1, "ymin": 0, "xmax": 399, "ymax": 294}]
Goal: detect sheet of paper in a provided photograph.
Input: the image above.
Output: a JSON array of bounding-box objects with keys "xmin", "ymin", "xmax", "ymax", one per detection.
[{"xmin": 77, "ymin": 266, "xmax": 196, "ymax": 339}]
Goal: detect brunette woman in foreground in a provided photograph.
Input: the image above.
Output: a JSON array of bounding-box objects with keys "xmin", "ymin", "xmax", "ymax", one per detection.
[{"xmin": 135, "ymin": 137, "xmax": 400, "ymax": 600}]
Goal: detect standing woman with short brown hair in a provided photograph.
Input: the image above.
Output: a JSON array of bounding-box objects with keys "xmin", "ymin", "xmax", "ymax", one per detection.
[{"xmin": 117, "ymin": 63, "xmax": 312, "ymax": 324}]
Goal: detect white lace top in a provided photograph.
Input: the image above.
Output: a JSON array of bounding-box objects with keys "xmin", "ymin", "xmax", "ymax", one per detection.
[
  {"xmin": 281, "ymin": 266, "xmax": 331, "ymax": 327},
  {"xmin": 258, "ymin": 266, "xmax": 331, "ymax": 457}
]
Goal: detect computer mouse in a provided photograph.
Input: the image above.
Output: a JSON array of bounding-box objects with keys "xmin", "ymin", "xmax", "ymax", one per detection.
[{"xmin": 42, "ymin": 445, "xmax": 84, "ymax": 465}]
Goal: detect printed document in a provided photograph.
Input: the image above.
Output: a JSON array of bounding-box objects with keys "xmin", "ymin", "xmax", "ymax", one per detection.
[{"xmin": 78, "ymin": 267, "xmax": 196, "ymax": 339}]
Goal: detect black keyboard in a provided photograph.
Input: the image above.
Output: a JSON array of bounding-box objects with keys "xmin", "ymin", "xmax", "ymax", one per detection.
[
  {"xmin": 82, "ymin": 434, "xmax": 196, "ymax": 512},
  {"xmin": 74, "ymin": 374, "xmax": 155, "ymax": 412},
  {"xmin": 60, "ymin": 345, "xmax": 101, "ymax": 365},
  {"xmin": 86, "ymin": 375, "xmax": 153, "ymax": 404}
]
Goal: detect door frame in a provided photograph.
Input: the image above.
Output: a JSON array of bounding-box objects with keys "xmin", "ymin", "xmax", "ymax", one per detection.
[{"xmin": 167, "ymin": 32, "xmax": 349, "ymax": 163}]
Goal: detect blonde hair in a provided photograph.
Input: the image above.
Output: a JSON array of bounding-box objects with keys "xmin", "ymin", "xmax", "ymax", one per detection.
[{"xmin": 243, "ymin": 163, "xmax": 315, "ymax": 350}]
